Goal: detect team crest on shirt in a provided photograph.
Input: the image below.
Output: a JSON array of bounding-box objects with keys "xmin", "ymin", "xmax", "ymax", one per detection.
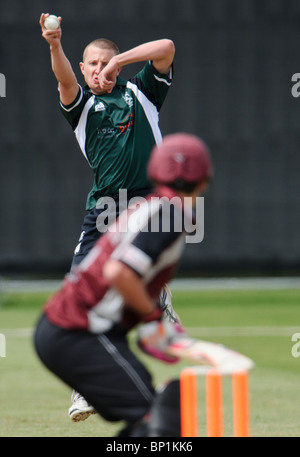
[
  {"xmin": 95, "ymin": 102, "xmax": 106, "ymax": 112},
  {"xmin": 122, "ymin": 91, "xmax": 133, "ymax": 107}
]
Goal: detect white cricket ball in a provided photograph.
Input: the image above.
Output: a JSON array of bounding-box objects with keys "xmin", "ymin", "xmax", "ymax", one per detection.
[{"xmin": 44, "ymin": 15, "xmax": 60, "ymax": 31}]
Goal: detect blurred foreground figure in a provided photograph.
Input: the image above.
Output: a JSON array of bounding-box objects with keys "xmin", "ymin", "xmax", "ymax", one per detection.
[{"xmin": 34, "ymin": 133, "xmax": 213, "ymax": 437}]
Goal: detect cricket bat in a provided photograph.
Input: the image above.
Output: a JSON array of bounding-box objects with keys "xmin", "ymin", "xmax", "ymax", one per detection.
[
  {"xmin": 164, "ymin": 336, "xmax": 255, "ymax": 372},
  {"xmin": 137, "ymin": 321, "xmax": 255, "ymax": 372}
]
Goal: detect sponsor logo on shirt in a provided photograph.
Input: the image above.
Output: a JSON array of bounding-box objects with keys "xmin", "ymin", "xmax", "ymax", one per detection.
[
  {"xmin": 120, "ymin": 113, "xmax": 134, "ymax": 133},
  {"xmin": 122, "ymin": 91, "xmax": 133, "ymax": 107},
  {"xmin": 95, "ymin": 102, "xmax": 106, "ymax": 112}
]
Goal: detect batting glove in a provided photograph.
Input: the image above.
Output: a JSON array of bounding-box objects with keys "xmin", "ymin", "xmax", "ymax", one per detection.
[{"xmin": 137, "ymin": 319, "xmax": 186, "ymax": 364}]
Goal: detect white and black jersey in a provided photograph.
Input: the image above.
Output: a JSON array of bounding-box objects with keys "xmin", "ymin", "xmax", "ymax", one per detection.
[{"xmin": 44, "ymin": 186, "xmax": 194, "ymax": 333}]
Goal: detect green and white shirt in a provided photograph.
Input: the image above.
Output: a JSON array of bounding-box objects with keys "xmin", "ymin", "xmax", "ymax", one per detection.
[{"xmin": 60, "ymin": 61, "xmax": 173, "ymax": 210}]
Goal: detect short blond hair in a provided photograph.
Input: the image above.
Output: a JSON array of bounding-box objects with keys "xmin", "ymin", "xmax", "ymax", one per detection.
[{"xmin": 82, "ymin": 39, "xmax": 120, "ymax": 61}]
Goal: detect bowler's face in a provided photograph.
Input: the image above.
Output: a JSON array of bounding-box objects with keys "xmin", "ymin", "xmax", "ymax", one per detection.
[{"xmin": 80, "ymin": 46, "xmax": 117, "ymax": 95}]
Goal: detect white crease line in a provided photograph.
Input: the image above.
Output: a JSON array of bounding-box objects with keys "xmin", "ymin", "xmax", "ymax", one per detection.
[
  {"xmin": 187, "ymin": 326, "xmax": 300, "ymax": 337},
  {"xmin": 0, "ymin": 328, "xmax": 34, "ymax": 338}
]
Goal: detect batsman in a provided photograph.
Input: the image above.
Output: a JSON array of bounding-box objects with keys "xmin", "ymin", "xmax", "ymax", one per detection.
[{"xmin": 34, "ymin": 133, "xmax": 214, "ymax": 437}]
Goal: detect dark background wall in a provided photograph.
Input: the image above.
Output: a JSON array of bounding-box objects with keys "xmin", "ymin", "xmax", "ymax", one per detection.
[{"xmin": 0, "ymin": 0, "xmax": 300, "ymax": 277}]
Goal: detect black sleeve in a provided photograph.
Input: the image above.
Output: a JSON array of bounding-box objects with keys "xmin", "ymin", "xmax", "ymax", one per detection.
[
  {"xmin": 132, "ymin": 204, "xmax": 182, "ymax": 263},
  {"xmin": 113, "ymin": 203, "xmax": 185, "ymax": 277},
  {"xmin": 59, "ymin": 85, "xmax": 92, "ymax": 130}
]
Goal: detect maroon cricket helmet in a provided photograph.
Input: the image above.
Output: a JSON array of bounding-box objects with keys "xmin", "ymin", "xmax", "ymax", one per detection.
[{"xmin": 147, "ymin": 133, "xmax": 213, "ymax": 188}]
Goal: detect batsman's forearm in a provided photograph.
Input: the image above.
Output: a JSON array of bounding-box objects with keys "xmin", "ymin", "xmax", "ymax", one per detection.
[
  {"xmin": 49, "ymin": 43, "xmax": 77, "ymax": 88},
  {"xmin": 103, "ymin": 260, "xmax": 157, "ymax": 316}
]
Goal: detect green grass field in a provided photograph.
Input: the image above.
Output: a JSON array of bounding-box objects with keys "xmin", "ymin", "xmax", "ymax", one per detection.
[{"xmin": 1, "ymin": 286, "xmax": 300, "ymax": 437}]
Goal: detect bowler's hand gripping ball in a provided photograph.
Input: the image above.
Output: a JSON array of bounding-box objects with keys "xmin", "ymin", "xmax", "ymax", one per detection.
[{"xmin": 44, "ymin": 15, "xmax": 60, "ymax": 30}]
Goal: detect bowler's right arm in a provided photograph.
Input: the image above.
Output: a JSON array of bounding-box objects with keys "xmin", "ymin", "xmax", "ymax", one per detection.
[{"xmin": 40, "ymin": 13, "xmax": 79, "ymax": 105}]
